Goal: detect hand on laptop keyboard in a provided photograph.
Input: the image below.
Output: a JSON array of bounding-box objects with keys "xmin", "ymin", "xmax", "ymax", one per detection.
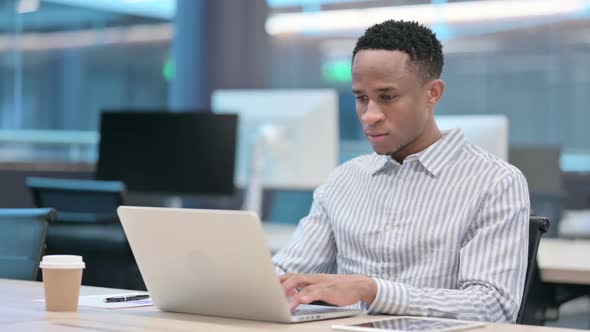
[{"xmin": 280, "ymin": 273, "xmax": 377, "ymax": 312}]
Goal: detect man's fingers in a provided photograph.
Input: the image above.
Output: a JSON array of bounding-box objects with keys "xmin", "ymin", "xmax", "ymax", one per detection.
[
  {"xmin": 286, "ymin": 288, "xmax": 297, "ymax": 298},
  {"xmin": 289, "ymin": 286, "xmax": 326, "ymax": 311},
  {"xmin": 279, "ymin": 273, "xmax": 339, "ymax": 307},
  {"xmin": 281, "ymin": 274, "xmax": 364, "ymax": 310},
  {"xmin": 280, "ymin": 274, "xmax": 313, "ymax": 295},
  {"xmin": 288, "ymin": 297, "xmax": 301, "ymax": 312},
  {"xmin": 279, "ymin": 273, "xmax": 295, "ymax": 283},
  {"xmin": 280, "ymin": 273, "xmax": 328, "ymax": 283},
  {"xmin": 289, "ymin": 292, "xmax": 321, "ymax": 312},
  {"xmin": 280, "ymin": 273, "xmax": 305, "ymax": 286}
]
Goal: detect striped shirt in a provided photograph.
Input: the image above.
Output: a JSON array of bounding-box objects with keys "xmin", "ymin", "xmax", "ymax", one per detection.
[{"xmin": 272, "ymin": 128, "xmax": 530, "ymax": 323}]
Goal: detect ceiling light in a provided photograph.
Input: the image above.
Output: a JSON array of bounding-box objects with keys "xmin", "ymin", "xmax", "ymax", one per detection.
[{"xmin": 266, "ymin": 0, "xmax": 585, "ymax": 35}]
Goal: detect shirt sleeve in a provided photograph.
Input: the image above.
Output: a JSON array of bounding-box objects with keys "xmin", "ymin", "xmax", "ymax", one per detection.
[
  {"xmin": 366, "ymin": 171, "xmax": 530, "ymax": 323},
  {"xmin": 272, "ymin": 183, "xmax": 338, "ymax": 275}
]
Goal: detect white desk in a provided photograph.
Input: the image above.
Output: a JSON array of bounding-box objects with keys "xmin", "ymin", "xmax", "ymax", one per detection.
[
  {"xmin": 558, "ymin": 210, "xmax": 590, "ymax": 239},
  {"xmin": 0, "ymin": 279, "xmax": 580, "ymax": 332},
  {"xmin": 263, "ymin": 224, "xmax": 590, "ymax": 286},
  {"xmin": 537, "ymin": 239, "xmax": 590, "ymax": 285}
]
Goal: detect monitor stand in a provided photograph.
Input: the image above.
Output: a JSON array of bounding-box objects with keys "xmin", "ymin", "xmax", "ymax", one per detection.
[
  {"xmin": 242, "ymin": 139, "xmax": 263, "ymax": 218},
  {"xmin": 242, "ymin": 124, "xmax": 283, "ymax": 218}
]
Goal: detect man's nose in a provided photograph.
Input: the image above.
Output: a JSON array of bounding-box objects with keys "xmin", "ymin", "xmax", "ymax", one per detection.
[{"xmin": 361, "ymin": 101, "xmax": 384, "ymax": 126}]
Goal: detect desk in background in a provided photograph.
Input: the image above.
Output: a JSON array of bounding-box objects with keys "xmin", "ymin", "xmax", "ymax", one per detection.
[
  {"xmin": 538, "ymin": 239, "xmax": 590, "ymax": 285},
  {"xmin": 0, "ymin": 279, "xmax": 581, "ymax": 332},
  {"xmin": 537, "ymin": 238, "xmax": 590, "ymax": 324}
]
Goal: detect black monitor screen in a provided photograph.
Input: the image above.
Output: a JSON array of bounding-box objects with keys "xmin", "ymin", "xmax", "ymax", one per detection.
[{"xmin": 96, "ymin": 111, "xmax": 237, "ymax": 195}]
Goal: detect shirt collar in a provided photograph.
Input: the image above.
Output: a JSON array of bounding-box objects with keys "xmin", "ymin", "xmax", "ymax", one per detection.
[
  {"xmin": 369, "ymin": 128, "xmax": 467, "ymax": 177},
  {"xmin": 417, "ymin": 128, "xmax": 467, "ymax": 177},
  {"xmin": 368, "ymin": 154, "xmax": 391, "ymax": 176}
]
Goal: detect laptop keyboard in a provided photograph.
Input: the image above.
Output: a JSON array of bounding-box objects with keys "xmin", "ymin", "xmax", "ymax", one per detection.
[{"xmin": 293, "ymin": 305, "xmax": 345, "ymax": 316}]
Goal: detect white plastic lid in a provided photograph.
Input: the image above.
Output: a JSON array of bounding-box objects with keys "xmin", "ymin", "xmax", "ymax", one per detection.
[{"xmin": 40, "ymin": 255, "xmax": 85, "ymax": 269}]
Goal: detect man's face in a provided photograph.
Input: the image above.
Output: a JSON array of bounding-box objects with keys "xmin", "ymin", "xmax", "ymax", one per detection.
[{"xmin": 352, "ymin": 50, "xmax": 433, "ymax": 157}]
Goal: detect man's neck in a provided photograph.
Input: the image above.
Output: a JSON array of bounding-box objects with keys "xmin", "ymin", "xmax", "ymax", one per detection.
[{"xmin": 391, "ymin": 121, "xmax": 443, "ymax": 163}]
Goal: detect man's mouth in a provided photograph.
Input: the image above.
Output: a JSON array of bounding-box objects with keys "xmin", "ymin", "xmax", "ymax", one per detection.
[{"xmin": 366, "ymin": 133, "xmax": 388, "ymax": 143}]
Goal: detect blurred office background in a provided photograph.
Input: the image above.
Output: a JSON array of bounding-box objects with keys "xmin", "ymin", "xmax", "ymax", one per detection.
[
  {"xmin": 1, "ymin": 0, "xmax": 590, "ymax": 327},
  {"xmin": 2, "ymin": 0, "xmax": 590, "ymax": 222}
]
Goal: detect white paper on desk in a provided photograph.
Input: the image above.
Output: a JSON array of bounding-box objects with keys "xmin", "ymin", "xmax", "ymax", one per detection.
[{"xmin": 34, "ymin": 293, "xmax": 153, "ymax": 309}]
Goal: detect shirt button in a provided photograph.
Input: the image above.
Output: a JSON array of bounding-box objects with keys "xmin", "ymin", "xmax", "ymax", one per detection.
[
  {"xmin": 382, "ymin": 273, "xmax": 390, "ymax": 279},
  {"xmin": 384, "ymin": 225, "xmax": 392, "ymax": 232}
]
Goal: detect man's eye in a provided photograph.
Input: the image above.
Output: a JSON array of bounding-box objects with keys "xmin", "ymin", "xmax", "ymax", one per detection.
[
  {"xmin": 381, "ymin": 95, "xmax": 397, "ymax": 101},
  {"xmin": 356, "ymin": 96, "xmax": 368, "ymax": 102}
]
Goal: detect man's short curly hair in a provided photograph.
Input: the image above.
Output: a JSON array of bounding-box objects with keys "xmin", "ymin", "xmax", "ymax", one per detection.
[{"xmin": 353, "ymin": 20, "xmax": 444, "ymax": 81}]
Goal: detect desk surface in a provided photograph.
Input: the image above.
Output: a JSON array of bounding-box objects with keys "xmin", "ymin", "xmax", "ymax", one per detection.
[
  {"xmin": 537, "ymin": 238, "xmax": 590, "ymax": 285},
  {"xmin": 262, "ymin": 225, "xmax": 590, "ymax": 286},
  {"xmin": 0, "ymin": 279, "xmax": 580, "ymax": 332}
]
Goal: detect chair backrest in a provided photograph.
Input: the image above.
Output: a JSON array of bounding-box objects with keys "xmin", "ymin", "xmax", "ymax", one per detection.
[
  {"xmin": 26, "ymin": 177, "xmax": 125, "ymax": 223},
  {"xmin": 516, "ymin": 216, "xmax": 550, "ymax": 325},
  {"xmin": 0, "ymin": 208, "xmax": 56, "ymax": 280}
]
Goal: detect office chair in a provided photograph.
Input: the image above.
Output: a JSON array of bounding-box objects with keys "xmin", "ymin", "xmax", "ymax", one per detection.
[
  {"xmin": 26, "ymin": 177, "xmax": 144, "ymax": 290},
  {"xmin": 26, "ymin": 177, "xmax": 125, "ymax": 223},
  {"xmin": 0, "ymin": 208, "xmax": 56, "ymax": 280},
  {"xmin": 516, "ymin": 216, "xmax": 550, "ymax": 325}
]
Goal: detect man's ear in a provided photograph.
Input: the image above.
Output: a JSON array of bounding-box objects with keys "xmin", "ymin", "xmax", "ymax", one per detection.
[{"xmin": 426, "ymin": 79, "xmax": 445, "ymax": 106}]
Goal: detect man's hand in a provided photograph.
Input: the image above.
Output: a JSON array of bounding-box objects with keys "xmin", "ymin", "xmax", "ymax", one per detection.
[{"xmin": 280, "ymin": 273, "xmax": 377, "ymax": 311}]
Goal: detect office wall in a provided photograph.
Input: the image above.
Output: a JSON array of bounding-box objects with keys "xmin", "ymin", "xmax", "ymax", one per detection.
[{"xmin": 0, "ymin": 1, "xmax": 171, "ymax": 131}]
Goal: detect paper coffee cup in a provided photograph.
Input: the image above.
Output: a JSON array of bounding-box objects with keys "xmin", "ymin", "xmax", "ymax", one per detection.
[{"xmin": 40, "ymin": 255, "xmax": 85, "ymax": 312}]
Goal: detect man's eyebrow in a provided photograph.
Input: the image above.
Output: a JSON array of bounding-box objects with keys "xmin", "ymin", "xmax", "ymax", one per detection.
[
  {"xmin": 352, "ymin": 87, "xmax": 399, "ymax": 94},
  {"xmin": 375, "ymin": 87, "xmax": 398, "ymax": 92}
]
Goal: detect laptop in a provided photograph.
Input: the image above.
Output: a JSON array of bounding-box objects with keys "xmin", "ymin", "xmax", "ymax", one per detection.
[{"xmin": 117, "ymin": 206, "xmax": 361, "ymax": 323}]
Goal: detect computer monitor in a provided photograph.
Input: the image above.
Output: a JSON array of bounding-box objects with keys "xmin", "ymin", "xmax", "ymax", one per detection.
[
  {"xmin": 96, "ymin": 112, "xmax": 237, "ymax": 195},
  {"xmin": 436, "ymin": 114, "xmax": 509, "ymax": 161},
  {"xmin": 509, "ymin": 145, "xmax": 562, "ymax": 194},
  {"xmin": 509, "ymin": 145, "xmax": 562, "ymax": 237},
  {"xmin": 211, "ymin": 90, "xmax": 338, "ymax": 215}
]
